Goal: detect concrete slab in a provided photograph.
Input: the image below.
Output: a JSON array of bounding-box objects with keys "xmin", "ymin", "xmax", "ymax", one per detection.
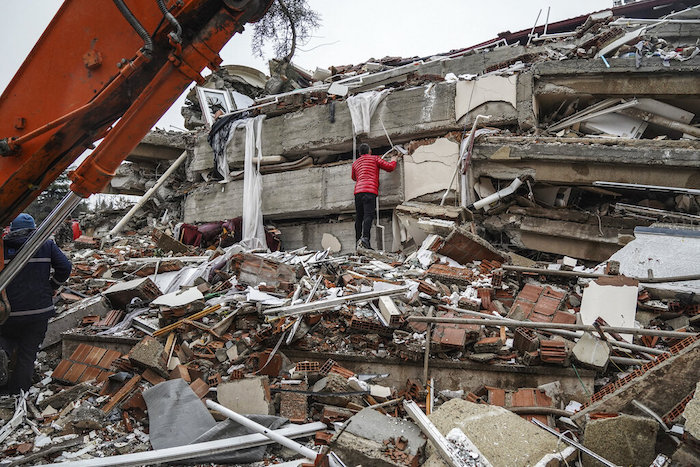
[
  {"xmin": 403, "ymin": 138, "xmax": 459, "ymax": 202},
  {"xmin": 61, "ymin": 332, "xmax": 140, "ymax": 359},
  {"xmin": 42, "ymin": 295, "xmax": 111, "ymax": 349},
  {"xmin": 286, "ymin": 350, "xmax": 594, "ymax": 401},
  {"xmin": 682, "ymin": 382, "xmax": 700, "ymax": 440},
  {"xmin": 183, "ymin": 162, "xmax": 402, "ymax": 223},
  {"xmin": 455, "ymin": 75, "xmax": 517, "ymax": 121},
  {"xmin": 427, "ymin": 399, "xmax": 561, "ymax": 466},
  {"xmin": 217, "ymin": 376, "xmax": 273, "ymax": 415},
  {"xmin": 471, "ymin": 137, "xmax": 700, "ymax": 188},
  {"xmin": 484, "ymin": 213, "xmax": 627, "ymax": 262},
  {"xmin": 607, "ymin": 227, "xmax": 700, "ymax": 297},
  {"xmin": 332, "ymin": 431, "xmax": 406, "ymax": 467},
  {"xmin": 103, "ymin": 277, "xmax": 162, "ymax": 309},
  {"xmin": 190, "ymin": 82, "xmax": 463, "ymax": 174},
  {"xmin": 345, "ymin": 408, "xmax": 425, "ymax": 456},
  {"xmin": 572, "ymin": 337, "xmax": 700, "ymax": 428},
  {"xmin": 582, "ymin": 414, "xmax": 658, "ymax": 467}
]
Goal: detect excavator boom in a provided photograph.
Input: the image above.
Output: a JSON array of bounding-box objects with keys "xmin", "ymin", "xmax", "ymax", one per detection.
[
  {"xmin": 0, "ymin": 0, "xmax": 272, "ymax": 297},
  {"xmin": 0, "ymin": 0, "xmax": 271, "ymax": 226}
]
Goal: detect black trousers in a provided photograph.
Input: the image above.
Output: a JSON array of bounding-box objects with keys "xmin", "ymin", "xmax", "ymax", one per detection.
[
  {"xmin": 0, "ymin": 317, "xmax": 49, "ymax": 394},
  {"xmin": 354, "ymin": 192, "xmax": 377, "ymax": 244}
]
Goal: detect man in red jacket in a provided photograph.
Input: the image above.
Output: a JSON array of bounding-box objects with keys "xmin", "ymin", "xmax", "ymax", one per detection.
[{"xmin": 351, "ymin": 143, "xmax": 399, "ymax": 249}]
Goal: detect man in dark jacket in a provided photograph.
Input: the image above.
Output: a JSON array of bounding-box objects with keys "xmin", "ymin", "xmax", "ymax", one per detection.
[
  {"xmin": 351, "ymin": 143, "xmax": 399, "ymax": 249},
  {"xmin": 0, "ymin": 213, "xmax": 72, "ymax": 394}
]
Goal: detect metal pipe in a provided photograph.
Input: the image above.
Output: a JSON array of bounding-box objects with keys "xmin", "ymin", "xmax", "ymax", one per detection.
[
  {"xmin": 206, "ymin": 400, "xmax": 319, "ymax": 460},
  {"xmin": 531, "ymin": 418, "xmax": 617, "ymax": 467},
  {"xmin": 367, "ymin": 397, "xmax": 403, "ymax": 410},
  {"xmin": 423, "ymin": 306, "xmax": 434, "ymax": 385},
  {"xmin": 501, "ymin": 265, "xmax": 700, "ymax": 284},
  {"xmin": 446, "ymin": 307, "xmax": 665, "ymax": 357},
  {"xmin": 618, "ymin": 107, "xmax": 700, "ymax": 139},
  {"xmin": 263, "ymin": 287, "xmax": 409, "ymax": 317},
  {"xmin": 109, "ymin": 150, "xmax": 187, "ymax": 236},
  {"xmin": 37, "ymin": 422, "xmax": 326, "ymax": 467},
  {"xmin": 543, "ymin": 6, "xmax": 550, "ymax": 35},
  {"xmin": 509, "ymin": 406, "xmax": 573, "ymax": 417},
  {"xmin": 611, "ymin": 18, "xmax": 700, "ymax": 24},
  {"xmin": 526, "ymin": 9, "xmax": 543, "ymax": 46},
  {"xmin": 407, "ymin": 316, "xmax": 696, "ymax": 339},
  {"xmin": 610, "ymin": 356, "xmax": 647, "ymax": 366},
  {"xmin": 0, "ymin": 192, "xmax": 82, "ymax": 294},
  {"xmin": 593, "ymin": 181, "xmax": 700, "ymax": 196}
]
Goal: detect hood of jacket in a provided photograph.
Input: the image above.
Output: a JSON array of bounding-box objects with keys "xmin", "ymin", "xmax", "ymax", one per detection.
[{"xmin": 3, "ymin": 228, "xmax": 35, "ymax": 248}]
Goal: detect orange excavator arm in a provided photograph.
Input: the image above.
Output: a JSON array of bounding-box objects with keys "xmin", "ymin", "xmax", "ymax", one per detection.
[{"xmin": 0, "ymin": 0, "xmax": 273, "ymax": 298}]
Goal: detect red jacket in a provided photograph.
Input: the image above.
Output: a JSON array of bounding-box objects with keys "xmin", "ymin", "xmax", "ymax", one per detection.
[{"xmin": 351, "ymin": 154, "xmax": 397, "ymax": 195}]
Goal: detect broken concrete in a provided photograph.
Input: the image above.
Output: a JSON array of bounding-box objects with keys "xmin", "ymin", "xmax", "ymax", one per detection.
[
  {"xmin": 427, "ymin": 399, "xmax": 562, "ymax": 466},
  {"xmin": 582, "ymin": 414, "xmax": 658, "ymax": 467},
  {"xmin": 344, "ymin": 408, "xmax": 426, "ymax": 456},
  {"xmin": 216, "ymin": 376, "xmax": 273, "ymax": 415},
  {"xmin": 184, "ymin": 162, "xmax": 402, "ymax": 223},
  {"xmin": 682, "ymin": 382, "xmax": 700, "ymax": 440},
  {"xmin": 403, "ymin": 137, "xmax": 459, "ymax": 202},
  {"xmin": 128, "ymin": 336, "xmax": 167, "ymax": 376},
  {"xmin": 332, "ymin": 431, "xmax": 408, "ymax": 467},
  {"xmin": 580, "ymin": 277, "xmax": 639, "ymax": 341},
  {"xmin": 103, "ymin": 277, "xmax": 161, "ymax": 309},
  {"xmin": 42, "ymin": 295, "xmax": 111, "ymax": 348},
  {"xmin": 572, "ymin": 337, "xmax": 700, "ymax": 427}
]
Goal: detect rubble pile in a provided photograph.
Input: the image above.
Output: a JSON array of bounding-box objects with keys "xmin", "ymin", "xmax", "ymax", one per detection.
[
  {"xmin": 2, "ymin": 2, "xmax": 699, "ymax": 466},
  {"xmin": 1, "ymin": 214, "xmax": 698, "ymax": 465}
]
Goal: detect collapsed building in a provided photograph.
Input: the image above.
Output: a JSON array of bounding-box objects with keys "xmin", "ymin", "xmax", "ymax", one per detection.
[
  {"xmin": 98, "ymin": 0, "xmax": 700, "ymax": 264},
  {"xmin": 2, "ymin": 1, "xmax": 700, "ymax": 466}
]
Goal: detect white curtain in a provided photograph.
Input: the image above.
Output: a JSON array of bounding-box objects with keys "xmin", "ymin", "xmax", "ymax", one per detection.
[
  {"xmin": 347, "ymin": 89, "xmax": 391, "ymax": 135},
  {"xmin": 240, "ymin": 115, "xmax": 267, "ymax": 250}
]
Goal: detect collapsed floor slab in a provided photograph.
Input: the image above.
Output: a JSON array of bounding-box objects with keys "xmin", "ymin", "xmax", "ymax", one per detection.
[
  {"xmin": 183, "ymin": 162, "xmax": 402, "ymax": 223},
  {"xmin": 572, "ymin": 336, "xmax": 700, "ymax": 428},
  {"xmin": 284, "ymin": 350, "xmax": 594, "ymax": 401}
]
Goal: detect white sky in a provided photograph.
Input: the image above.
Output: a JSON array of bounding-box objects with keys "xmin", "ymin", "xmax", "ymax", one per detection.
[{"xmin": 0, "ymin": 0, "xmax": 614, "ymax": 131}]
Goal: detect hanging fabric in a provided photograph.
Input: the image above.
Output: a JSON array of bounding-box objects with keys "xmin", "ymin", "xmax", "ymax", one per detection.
[
  {"xmin": 240, "ymin": 115, "xmax": 267, "ymax": 250},
  {"xmin": 207, "ymin": 111, "xmax": 251, "ymax": 182},
  {"xmin": 347, "ymin": 89, "xmax": 391, "ymax": 135}
]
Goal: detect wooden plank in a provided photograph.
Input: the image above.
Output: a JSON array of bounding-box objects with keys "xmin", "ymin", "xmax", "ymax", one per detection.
[
  {"xmin": 102, "ymin": 375, "xmax": 142, "ymax": 413},
  {"xmin": 153, "ymin": 304, "xmax": 221, "ymax": 337}
]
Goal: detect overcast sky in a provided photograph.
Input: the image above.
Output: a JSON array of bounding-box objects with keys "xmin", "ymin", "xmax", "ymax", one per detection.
[{"xmin": 0, "ymin": 0, "xmax": 614, "ymax": 130}]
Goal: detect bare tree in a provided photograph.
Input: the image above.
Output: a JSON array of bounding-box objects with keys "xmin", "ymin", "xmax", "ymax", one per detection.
[{"xmin": 251, "ymin": 0, "xmax": 320, "ymax": 62}]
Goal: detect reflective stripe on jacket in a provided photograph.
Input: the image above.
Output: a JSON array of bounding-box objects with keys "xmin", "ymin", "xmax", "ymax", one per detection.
[{"xmin": 3, "ymin": 229, "xmax": 72, "ymax": 320}]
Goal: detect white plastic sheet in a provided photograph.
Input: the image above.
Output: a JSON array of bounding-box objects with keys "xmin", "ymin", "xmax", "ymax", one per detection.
[
  {"xmin": 346, "ymin": 89, "xmax": 391, "ymax": 135},
  {"xmin": 241, "ymin": 115, "xmax": 267, "ymax": 250}
]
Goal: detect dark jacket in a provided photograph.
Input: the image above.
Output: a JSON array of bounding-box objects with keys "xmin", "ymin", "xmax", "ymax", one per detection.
[{"xmin": 3, "ymin": 229, "xmax": 72, "ymax": 321}]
